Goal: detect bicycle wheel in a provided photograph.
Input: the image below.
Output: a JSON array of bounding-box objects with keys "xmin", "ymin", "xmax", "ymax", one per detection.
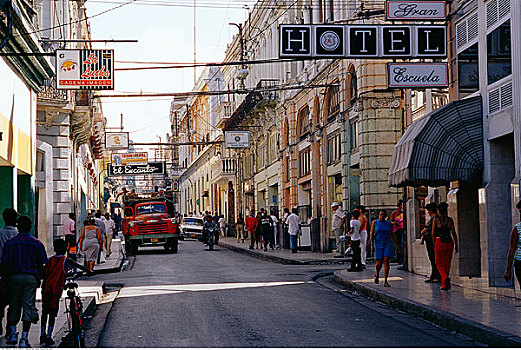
[{"xmin": 70, "ymin": 298, "xmax": 85, "ymax": 347}]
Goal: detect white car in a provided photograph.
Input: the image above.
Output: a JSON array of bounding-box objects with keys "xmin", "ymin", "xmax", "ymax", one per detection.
[{"xmin": 180, "ymin": 217, "xmax": 204, "ymax": 240}]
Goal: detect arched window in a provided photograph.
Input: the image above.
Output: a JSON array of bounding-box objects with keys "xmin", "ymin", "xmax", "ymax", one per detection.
[
  {"xmin": 349, "ymin": 67, "xmax": 358, "ymax": 105},
  {"xmin": 327, "ymin": 83, "xmax": 340, "ymax": 120},
  {"xmin": 282, "ymin": 117, "xmax": 289, "ymax": 148},
  {"xmin": 297, "ymin": 105, "xmax": 310, "ymax": 139}
]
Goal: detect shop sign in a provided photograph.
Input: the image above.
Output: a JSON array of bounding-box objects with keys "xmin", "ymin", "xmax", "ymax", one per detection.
[
  {"xmin": 280, "ymin": 24, "xmax": 446, "ymax": 59},
  {"xmin": 386, "ymin": 1, "xmax": 446, "ymax": 21},
  {"xmin": 105, "ymin": 132, "xmax": 129, "ymax": 150},
  {"xmin": 387, "ymin": 62, "xmax": 448, "ymax": 88},
  {"xmin": 56, "ymin": 49, "xmax": 114, "ymax": 90},
  {"xmin": 112, "ymin": 152, "xmax": 148, "ymax": 166},
  {"xmin": 108, "ymin": 162, "xmax": 165, "ymax": 177},
  {"xmin": 225, "ymin": 131, "xmax": 250, "ymax": 148}
]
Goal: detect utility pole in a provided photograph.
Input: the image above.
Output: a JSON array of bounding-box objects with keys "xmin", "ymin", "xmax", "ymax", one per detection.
[
  {"xmin": 120, "ymin": 113, "xmax": 124, "ymax": 131},
  {"xmin": 229, "ymin": 22, "xmax": 248, "ymax": 89}
]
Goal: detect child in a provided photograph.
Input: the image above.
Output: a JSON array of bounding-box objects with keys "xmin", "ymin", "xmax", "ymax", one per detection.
[{"xmin": 40, "ymin": 239, "xmax": 91, "ymax": 346}]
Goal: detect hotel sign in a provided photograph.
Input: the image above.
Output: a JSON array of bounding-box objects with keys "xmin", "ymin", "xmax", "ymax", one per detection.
[
  {"xmin": 387, "ymin": 63, "xmax": 448, "ymax": 88},
  {"xmin": 225, "ymin": 131, "xmax": 250, "ymax": 148},
  {"xmin": 108, "ymin": 162, "xmax": 165, "ymax": 177},
  {"xmin": 56, "ymin": 49, "xmax": 114, "ymax": 90},
  {"xmin": 279, "ymin": 25, "xmax": 446, "ymax": 59},
  {"xmin": 386, "ymin": 1, "xmax": 446, "ymax": 21}
]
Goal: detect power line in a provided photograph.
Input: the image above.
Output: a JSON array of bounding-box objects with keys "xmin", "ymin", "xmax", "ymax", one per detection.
[{"xmin": 114, "ymin": 58, "xmax": 306, "ymax": 71}]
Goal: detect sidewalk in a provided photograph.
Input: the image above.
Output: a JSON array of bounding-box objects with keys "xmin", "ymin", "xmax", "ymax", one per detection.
[
  {"xmin": 219, "ymin": 237, "xmax": 521, "ymax": 346},
  {"xmin": 78, "ymin": 238, "xmax": 126, "ymax": 274},
  {"xmin": 218, "ymin": 236, "xmax": 351, "ymax": 265}
]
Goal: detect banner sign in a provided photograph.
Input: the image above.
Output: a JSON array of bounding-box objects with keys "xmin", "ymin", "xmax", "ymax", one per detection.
[
  {"xmin": 386, "ymin": 1, "xmax": 446, "ymax": 21},
  {"xmin": 56, "ymin": 50, "xmax": 114, "ymax": 90},
  {"xmin": 387, "ymin": 62, "xmax": 448, "ymax": 88},
  {"xmin": 279, "ymin": 25, "xmax": 446, "ymax": 59},
  {"xmin": 105, "ymin": 132, "xmax": 129, "ymax": 150},
  {"xmin": 112, "ymin": 152, "xmax": 148, "ymax": 166},
  {"xmin": 108, "ymin": 162, "xmax": 165, "ymax": 177},
  {"xmin": 225, "ymin": 131, "xmax": 250, "ymax": 148}
]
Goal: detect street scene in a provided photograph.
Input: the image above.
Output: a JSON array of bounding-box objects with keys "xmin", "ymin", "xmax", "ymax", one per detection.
[{"xmin": 1, "ymin": 0, "xmax": 521, "ymax": 348}]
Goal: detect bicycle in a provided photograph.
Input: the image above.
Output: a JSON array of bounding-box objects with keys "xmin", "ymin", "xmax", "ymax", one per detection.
[{"xmin": 64, "ymin": 273, "xmax": 86, "ymax": 347}]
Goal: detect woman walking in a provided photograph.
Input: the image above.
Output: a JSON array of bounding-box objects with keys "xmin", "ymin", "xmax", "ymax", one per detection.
[
  {"xmin": 236, "ymin": 214, "xmax": 245, "ymax": 243},
  {"xmin": 78, "ymin": 218, "xmax": 103, "ymax": 271},
  {"xmin": 431, "ymin": 202, "xmax": 459, "ymax": 291},
  {"xmin": 371, "ymin": 210, "xmax": 399, "ymax": 287},
  {"xmin": 504, "ymin": 200, "xmax": 521, "ymax": 286}
]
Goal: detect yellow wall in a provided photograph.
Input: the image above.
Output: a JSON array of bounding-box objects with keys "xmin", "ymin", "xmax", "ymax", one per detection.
[{"xmin": 0, "ymin": 112, "xmax": 33, "ymax": 175}]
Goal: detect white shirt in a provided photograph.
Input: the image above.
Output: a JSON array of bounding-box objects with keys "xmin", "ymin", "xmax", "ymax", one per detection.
[
  {"xmin": 331, "ymin": 208, "xmax": 346, "ymax": 230},
  {"xmin": 350, "ymin": 219, "xmax": 361, "ymax": 241},
  {"xmin": 104, "ymin": 218, "xmax": 115, "ymax": 235},
  {"xmin": 285, "ymin": 213, "xmax": 301, "ymax": 235},
  {"xmin": 218, "ymin": 217, "xmax": 226, "ymax": 228}
]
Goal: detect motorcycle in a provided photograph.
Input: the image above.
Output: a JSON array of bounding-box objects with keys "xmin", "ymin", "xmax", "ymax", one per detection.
[{"xmin": 203, "ymin": 225, "xmax": 219, "ymax": 250}]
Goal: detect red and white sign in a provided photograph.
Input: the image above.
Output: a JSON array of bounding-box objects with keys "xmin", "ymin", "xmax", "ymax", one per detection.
[
  {"xmin": 56, "ymin": 50, "xmax": 114, "ymax": 90},
  {"xmin": 387, "ymin": 63, "xmax": 448, "ymax": 88},
  {"xmin": 386, "ymin": 1, "xmax": 446, "ymax": 21}
]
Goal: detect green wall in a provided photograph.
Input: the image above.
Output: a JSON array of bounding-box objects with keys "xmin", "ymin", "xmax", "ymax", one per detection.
[{"xmin": 0, "ymin": 167, "xmax": 14, "ymax": 227}]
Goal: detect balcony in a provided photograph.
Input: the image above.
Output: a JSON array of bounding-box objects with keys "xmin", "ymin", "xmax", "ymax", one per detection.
[
  {"xmin": 37, "ymin": 79, "xmax": 70, "ymax": 108},
  {"xmin": 216, "ymin": 101, "xmax": 236, "ymax": 128},
  {"xmin": 256, "ymin": 79, "xmax": 279, "ymax": 104},
  {"xmin": 212, "ymin": 158, "xmax": 236, "ymax": 186}
]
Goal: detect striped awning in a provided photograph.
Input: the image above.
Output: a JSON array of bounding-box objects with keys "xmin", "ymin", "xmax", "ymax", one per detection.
[{"xmin": 388, "ymin": 96, "xmax": 483, "ymax": 188}]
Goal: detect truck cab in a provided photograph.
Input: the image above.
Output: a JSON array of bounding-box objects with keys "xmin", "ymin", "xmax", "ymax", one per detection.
[{"xmin": 122, "ymin": 194, "xmax": 179, "ymax": 255}]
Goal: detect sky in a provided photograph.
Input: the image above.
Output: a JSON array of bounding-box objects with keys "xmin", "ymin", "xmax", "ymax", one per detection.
[{"xmin": 84, "ymin": 0, "xmax": 253, "ymax": 148}]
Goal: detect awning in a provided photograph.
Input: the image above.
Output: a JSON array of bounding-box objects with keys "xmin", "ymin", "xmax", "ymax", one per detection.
[{"xmin": 388, "ymin": 95, "xmax": 483, "ymax": 187}]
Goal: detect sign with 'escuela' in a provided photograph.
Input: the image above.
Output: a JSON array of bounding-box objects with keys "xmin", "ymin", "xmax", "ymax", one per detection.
[{"xmin": 387, "ymin": 63, "xmax": 448, "ymax": 88}]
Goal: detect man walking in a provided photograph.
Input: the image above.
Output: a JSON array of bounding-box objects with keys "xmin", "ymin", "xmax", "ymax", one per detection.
[
  {"xmin": 246, "ymin": 211, "xmax": 258, "ymax": 250},
  {"xmin": 94, "ymin": 211, "xmax": 106, "ymax": 263},
  {"xmin": 103, "ymin": 213, "xmax": 116, "ymax": 257},
  {"xmin": 348, "ymin": 209, "xmax": 363, "ymax": 272},
  {"xmin": 259, "ymin": 209, "xmax": 274, "ymax": 251},
  {"xmin": 285, "ymin": 208, "xmax": 301, "ymax": 253},
  {"xmin": 2, "ymin": 216, "xmax": 48, "ymax": 347},
  {"xmin": 331, "ymin": 203, "xmax": 347, "ymax": 258},
  {"xmin": 0, "ymin": 209, "xmax": 18, "ymax": 335},
  {"xmin": 270, "ymin": 210, "xmax": 280, "ymax": 249},
  {"xmin": 218, "ymin": 215, "xmax": 227, "ymax": 237},
  {"xmin": 356, "ymin": 205, "xmax": 368, "ymax": 268}
]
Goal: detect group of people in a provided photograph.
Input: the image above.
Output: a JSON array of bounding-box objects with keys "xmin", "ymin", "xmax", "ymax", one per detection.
[{"xmin": 0, "ymin": 209, "xmax": 91, "ymax": 348}]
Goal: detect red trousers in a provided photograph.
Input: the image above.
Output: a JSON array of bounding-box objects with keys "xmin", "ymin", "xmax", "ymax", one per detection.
[{"xmin": 434, "ymin": 238, "xmax": 454, "ymax": 288}]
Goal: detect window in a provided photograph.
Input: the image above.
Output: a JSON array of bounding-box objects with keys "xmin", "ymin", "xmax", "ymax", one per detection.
[
  {"xmin": 282, "ymin": 118, "xmax": 289, "ymax": 148},
  {"xmin": 283, "ymin": 155, "xmax": 290, "ymax": 182},
  {"xmin": 349, "ymin": 68, "xmax": 357, "ymax": 105},
  {"xmin": 327, "ymin": 133, "xmax": 341, "ymax": 164},
  {"xmin": 298, "ymin": 106, "xmax": 311, "ymax": 139},
  {"xmin": 327, "ymin": 84, "xmax": 340, "ymax": 120},
  {"xmin": 487, "ymin": 20, "xmax": 511, "ymax": 85},
  {"xmin": 458, "ymin": 43, "xmax": 479, "ymax": 93},
  {"xmin": 299, "ymin": 148, "xmax": 311, "ymax": 177},
  {"xmin": 36, "ymin": 150, "xmax": 45, "ymax": 172},
  {"xmin": 267, "ymin": 132, "xmax": 278, "ymax": 165},
  {"xmin": 257, "ymin": 140, "xmax": 266, "ymax": 170},
  {"xmin": 136, "ymin": 204, "xmax": 167, "ymax": 215},
  {"xmin": 350, "ymin": 120, "xmax": 359, "ymax": 150}
]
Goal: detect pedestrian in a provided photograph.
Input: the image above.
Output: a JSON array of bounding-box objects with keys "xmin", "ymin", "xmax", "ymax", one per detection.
[
  {"xmin": 94, "ymin": 211, "xmax": 106, "ymax": 263},
  {"xmin": 356, "ymin": 205, "xmax": 368, "ymax": 268},
  {"xmin": 370, "ymin": 210, "xmax": 399, "ymax": 287},
  {"xmin": 504, "ymin": 200, "xmax": 521, "ymax": 287},
  {"xmin": 236, "ymin": 213, "xmax": 245, "ymax": 243},
  {"xmin": 421, "ymin": 202, "xmax": 441, "ymax": 283},
  {"xmin": 78, "ymin": 218, "xmax": 103, "ymax": 271},
  {"xmin": 114, "ymin": 211, "xmax": 122, "ymax": 235},
  {"xmin": 0, "ymin": 208, "xmax": 18, "ymax": 335},
  {"xmin": 259, "ymin": 209, "xmax": 274, "ymax": 251},
  {"xmin": 63, "ymin": 212, "xmax": 76, "ymax": 240},
  {"xmin": 431, "ymin": 202, "xmax": 459, "ymax": 291},
  {"xmin": 213, "ymin": 212, "xmax": 219, "ymax": 225},
  {"xmin": 40, "ymin": 238, "xmax": 90, "ymax": 346},
  {"xmin": 390, "ymin": 200, "xmax": 405, "ymax": 266},
  {"xmin": 2, "ymin": 216, "xmax": 48, "ymax": 348},
  {"xmin": 218, "ymin": 215, "xmax": 227, "ymax": 237},
  {"xmin": 282, "ymin": 208, "xmax": 290, "ymax": 249},
  {"xmin": 103, "ymin": 213, "xmax": 116, "ymax": 257},
  {"xmin": 246, "ymin": 211, "xmax": 258, "ymax": 250},
  {"xmin": 270, "ymin": 210, "xmax": 280, "ymax": 249},
  {"xmin": 285, "ymin": 208, "xmax": 301, "ymax": 253},
  {"xmin": 331, "ymin": 202, "xmax": 347, "ymax": 258},
  {"xmin": 348, "ymin": 210, "xmax": 362, "ymax": 272}
]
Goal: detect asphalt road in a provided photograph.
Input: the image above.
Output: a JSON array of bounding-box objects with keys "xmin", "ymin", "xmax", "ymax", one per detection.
[{"xmin": 93, "ymin": 240, "xmax": 481, "ymax": 347}]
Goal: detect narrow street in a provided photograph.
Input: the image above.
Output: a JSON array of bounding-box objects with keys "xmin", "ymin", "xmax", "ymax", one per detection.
[{"xmin": 92, "ymin": 241, "xmax": 480, "ymax": 348}]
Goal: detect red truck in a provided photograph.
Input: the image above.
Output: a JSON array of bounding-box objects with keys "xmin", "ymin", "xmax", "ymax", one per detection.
[{"xmin": 122, "ymin": 192, "xmax": 179, "ymax": 255}]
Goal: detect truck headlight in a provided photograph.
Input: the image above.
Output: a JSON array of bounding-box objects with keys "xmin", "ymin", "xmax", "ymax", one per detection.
[
  {"xmin": 171, "ymin": 218, "xmax": 176, "ymax": 224},
  {"xmin": 129, "ymin": 222, "xmax": 135, "ymax": 228}
]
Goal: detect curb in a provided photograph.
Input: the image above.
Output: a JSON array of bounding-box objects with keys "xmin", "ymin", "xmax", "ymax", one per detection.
[
  {"xmin": 93, "ymin": 248, "xmax": 126, "ymax": 274},
  {"xmin": 333, "ymin": 271, "xmax": 521, "ymax": 347},
  {"xmin": 218, "ymin": 241, "xmax": 351, "ymax": 265}
]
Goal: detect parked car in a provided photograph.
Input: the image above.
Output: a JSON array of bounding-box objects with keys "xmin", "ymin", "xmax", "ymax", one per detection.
[{"xmin": 181, "ymin": 217, "xmax": 204, "ymax": 240}]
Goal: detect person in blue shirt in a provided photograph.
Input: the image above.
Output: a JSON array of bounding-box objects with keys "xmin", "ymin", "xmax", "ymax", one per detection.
[
  {"xmin": 2, "ymin": 216, "xmax": 48, "ymax": 348},
  {"xmin": 0, "ymin": 208, "xmax": 18, "ymax": 337}
]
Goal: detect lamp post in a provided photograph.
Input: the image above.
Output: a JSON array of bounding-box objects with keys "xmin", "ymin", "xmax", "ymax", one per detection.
[{"xmin": 229, "ymin": 22, "xmax": 248, "ymax": 89}]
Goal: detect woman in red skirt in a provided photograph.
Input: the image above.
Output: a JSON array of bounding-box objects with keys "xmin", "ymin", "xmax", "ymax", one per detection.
[{"xmin": 431, "ymin": 202, "xmax": 459, "ymax": 291}]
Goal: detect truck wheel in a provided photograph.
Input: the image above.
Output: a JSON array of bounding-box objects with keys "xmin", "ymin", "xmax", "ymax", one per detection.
[
  {"xmin": 165, "ymin": 238, "xmax": 178, "ymax": 254},
  {"xmin": 172, "ymin": 238, "xmax": 178, "ymax": 253},
  {"xmin": 130, "ymin": 242, "xmax": 139, "ymax": 256}
]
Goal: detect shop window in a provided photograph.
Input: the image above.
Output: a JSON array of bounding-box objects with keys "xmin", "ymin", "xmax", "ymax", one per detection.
[
  {"xmin": 299, "ymin": 148, "xmax": 311, "ymax": 177},
  {"xmin": 350, "ymin": 120, "xmax": 359, "ymax": 150},
  {"xmin": 298, "ymin": 106, "xmax": 311, "ymax": 139},
  {"xmin": 487, "ymin": 20, "xmax": 511, "ymax": 85},
  {"xmin": 458, "ymin": 43, "xmax": 479, "ymax": 93},
  {"xmin": 327, "ymin": 133, "xmax": 341, "ymax": 164}
]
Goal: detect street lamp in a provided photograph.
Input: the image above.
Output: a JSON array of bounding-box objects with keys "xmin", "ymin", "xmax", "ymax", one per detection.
[{"xmin": 229, "ymin": 22, "xmax": 248, "ymax": 89}]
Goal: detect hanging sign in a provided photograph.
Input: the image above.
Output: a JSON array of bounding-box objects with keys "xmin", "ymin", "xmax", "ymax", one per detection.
[
  {"xmin": 387, "ymin": 62, "xmax": 448, "ymax": 88},
  {"xmin": 225, "ymin": 131, "xmax": 250, "ymax": 148},
  {"xmin": 386, "ymin": 1, "xmax": 446, "ymax": 21},
  {"xmin": 279, "ymin": 24, "xmax": 446, "ymax": 59},
  {"xmin": 105, "ymin": 132, "xmax": 129, "ymax": 150},
  {"xmin": 108, "ymin": 162, "xmax": 165, "ymax": 177},
  {"xmin": 56, "ymin": 49, "xmax": 114, "ymax": 90},
  {"xmin": 112, "ymin": 152, "xmax": 148, "ymax": 166}
]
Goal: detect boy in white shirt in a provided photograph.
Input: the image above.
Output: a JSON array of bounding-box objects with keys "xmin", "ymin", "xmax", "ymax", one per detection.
[{"xmin": 348, "ymin": 209, "xmax": 362, "ymax": 272}]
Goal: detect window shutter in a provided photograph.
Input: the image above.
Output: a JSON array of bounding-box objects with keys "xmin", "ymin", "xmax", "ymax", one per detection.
[
  {"xmin": 486, "ymin": 0, "xmax": 510, "ymax": 29},
  {"xmin": 488, "ymin": 88, "xmax": 500, "ymax": 114},
  {"xmin": 456, "ymin": 12, "xmax": 478, "ymax": 51},
  {"xmin": 500, "ymin": 81, "xmax": 513, "ymax": 110}
]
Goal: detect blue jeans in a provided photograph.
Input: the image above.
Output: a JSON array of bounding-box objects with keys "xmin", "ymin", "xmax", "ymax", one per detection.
[{"xmin": 290, "ymin": 234, "xmax": 298, "ymax": 252}]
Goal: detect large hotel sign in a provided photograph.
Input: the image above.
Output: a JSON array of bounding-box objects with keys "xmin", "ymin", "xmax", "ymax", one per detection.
[
  {"xmin": 279, "ymin": 25, "xmax": 446, "ymax": 59},
  {"xmin": 386, "ymin": 1, "xmax": 446, "ymax": 21}
]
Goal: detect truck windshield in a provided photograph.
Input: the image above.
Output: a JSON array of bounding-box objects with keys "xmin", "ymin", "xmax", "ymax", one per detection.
[
  {"xmin": 183, "ymin": 218, "xmax": 203, "ymax": 226},
  {"xmin": 136, "ymin": 204, "xmax": 167, "ymax": 215}
]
